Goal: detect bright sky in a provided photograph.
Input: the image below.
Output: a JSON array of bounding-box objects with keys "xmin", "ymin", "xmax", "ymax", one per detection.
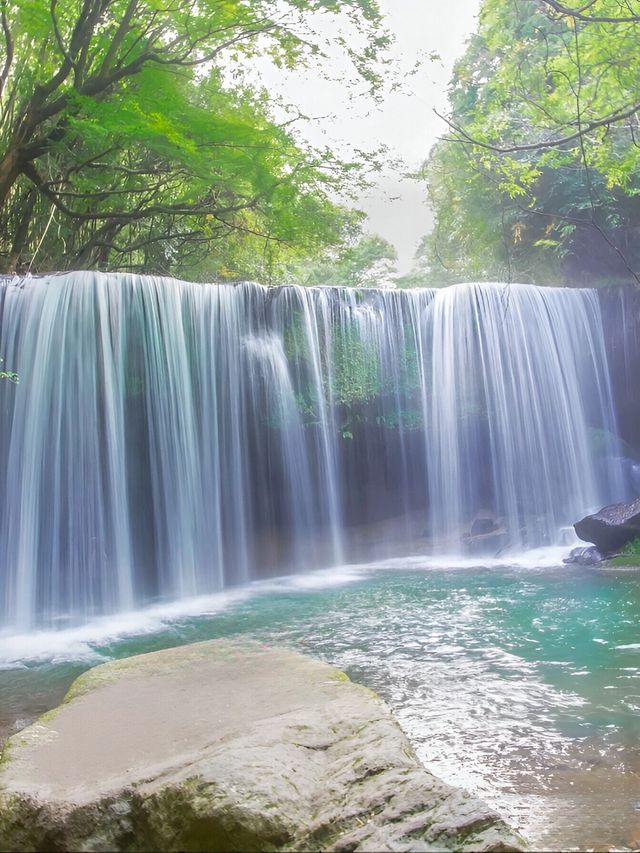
[{"xmin": 256, "ymin": 1, "xmax": 482, "ymax": 273}]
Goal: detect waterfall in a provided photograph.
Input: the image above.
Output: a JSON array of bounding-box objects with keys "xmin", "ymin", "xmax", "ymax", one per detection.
[
  {"xmin": 426, "ymin": 284, "xmax": 624, "ymax": 551},
  {"xmin": 0, "ymin": 273, "xmax": 625, "ymax": 631}
]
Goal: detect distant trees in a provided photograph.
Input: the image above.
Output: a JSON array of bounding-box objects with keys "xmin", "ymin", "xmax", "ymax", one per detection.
[
  {"xmin": 420, "ymin": 0, "xmax": 640, "ymax": 286},
  {"xmin": 302, "ymin": 234, "xmax": 398, "ymax": 287},
  {"xmin": 0, "ymin": 0, "xmax": 388, "ymax": 278}
]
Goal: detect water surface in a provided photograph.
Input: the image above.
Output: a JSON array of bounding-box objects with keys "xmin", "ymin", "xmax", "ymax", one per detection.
[{"xmin": 2, "ymin": 557, "xmax": 640, "ymax": 851}]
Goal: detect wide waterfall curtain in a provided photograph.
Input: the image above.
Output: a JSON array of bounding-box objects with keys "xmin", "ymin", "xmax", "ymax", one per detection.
[{"xmin": 0, "ymin": 274, "xmax": 624, "ymax": 630}]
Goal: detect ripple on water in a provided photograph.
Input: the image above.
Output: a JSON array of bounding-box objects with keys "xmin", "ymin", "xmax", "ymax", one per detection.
[{"xmin": 2, "ymin": 559, "xmax": 640, "ymax": 851}]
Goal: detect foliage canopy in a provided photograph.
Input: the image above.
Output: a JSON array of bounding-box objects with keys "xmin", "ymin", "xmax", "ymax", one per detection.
[
  {"xmin": 419, "ymin": 0, "xmax": 640, "ymax": 287},
  {"xmin": 0, "ymin": 0, "xmax": 389, "ymax": 278}
]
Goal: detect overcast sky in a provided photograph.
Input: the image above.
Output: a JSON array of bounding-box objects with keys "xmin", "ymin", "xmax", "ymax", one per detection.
[{"xmin": 256, "ymin": 1, "xmax": 482, "ymax": 272}]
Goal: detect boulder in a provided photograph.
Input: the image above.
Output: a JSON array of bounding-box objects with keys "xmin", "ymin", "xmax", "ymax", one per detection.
[
  {"xmin": 465, "ymin": 528, "xmax": 509, "ymax": 556},
  {"xmin": 0, "ymin": 639, "xmax": 524, "ymax": 853},
  {"xmin": 563, "ymin": 545, "xmax": 604, "ymax": 566},
  {"xmin": 574, "ymin": 497, "xmax": 640, "ymax": 554},
  {"xmin": 470, "ymin": 511, "xmax": 499, "ymax": 537}
]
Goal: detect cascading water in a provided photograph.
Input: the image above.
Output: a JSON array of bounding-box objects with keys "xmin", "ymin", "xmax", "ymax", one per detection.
[
  {"xmin": 427, "ymin": 283, "xmax": 625, "ymax": 551},
  {"xmin": 0, "ymin": 273, "xmax": 625, "ymax": 631}
]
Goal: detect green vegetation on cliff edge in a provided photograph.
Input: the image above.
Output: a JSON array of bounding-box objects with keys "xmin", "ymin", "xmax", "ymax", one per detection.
[{"xmin": 418, "ymin": 0, "xmax": 640, "ymax": 288}]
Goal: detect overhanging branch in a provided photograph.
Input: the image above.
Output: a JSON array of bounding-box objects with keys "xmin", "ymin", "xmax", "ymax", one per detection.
[
  {"xmin": 535, "ymin": 0, "xmax": 640, "ymax": 24},
  {"xmin": 434, "ymin": 100, "xmax": 640, "ymax": 153}
]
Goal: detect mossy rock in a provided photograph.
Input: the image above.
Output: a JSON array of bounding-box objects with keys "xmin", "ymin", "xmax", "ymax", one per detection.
[{"xmin": 0, "ymin": 639, "xmax": 526, "ymax": 853}]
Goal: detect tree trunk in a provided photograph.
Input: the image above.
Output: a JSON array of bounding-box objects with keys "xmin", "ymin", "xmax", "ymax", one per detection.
[
  {"xmin": 0, "ymin": 147, "xmax": 22, "ymax": 211},
  {"xmin": 7, "ymin": 188, "xmax": 37, "ymax": 272}
]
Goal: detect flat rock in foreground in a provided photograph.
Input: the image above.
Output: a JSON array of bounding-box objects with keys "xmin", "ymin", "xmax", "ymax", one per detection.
[{"xmin": 0, "ymin": 639, "xmax": 524, "ymax": 852}]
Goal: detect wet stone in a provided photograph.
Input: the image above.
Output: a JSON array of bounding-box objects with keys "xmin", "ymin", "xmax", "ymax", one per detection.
[{"xmin": 0, "ymin": 639, "xmax": 525, "ymax": 853}]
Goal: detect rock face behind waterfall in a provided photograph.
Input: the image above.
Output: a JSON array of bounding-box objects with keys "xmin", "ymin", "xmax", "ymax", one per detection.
[
  {"xmin": 0, "ymin": 640, "xmax": 524, "ymax": 853},
  {"xmin": 574, "ymin": 497, "xmax": 640, "ymax": 554}
]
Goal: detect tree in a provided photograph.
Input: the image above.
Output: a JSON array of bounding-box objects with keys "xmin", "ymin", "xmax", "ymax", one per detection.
[
  {"xmin": 0, "ymin": 0, "xmax": 388, "ymax": 275},
  {"xmin": 419, "ymin": 0, "xmax": 640, "ymax": 286},
  {"xmin": 302, "ymin": 233, "xmax": 398, "ymax": 287}
]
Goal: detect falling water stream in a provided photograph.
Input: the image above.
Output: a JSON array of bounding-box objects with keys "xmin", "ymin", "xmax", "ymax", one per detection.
[
  {"xmin": 0, "ymin": 273, "xmax": 625, "ymax": 630},
  {"xmin": 0, "ymin": 273, "xmax": 636, "ymax": 851}
]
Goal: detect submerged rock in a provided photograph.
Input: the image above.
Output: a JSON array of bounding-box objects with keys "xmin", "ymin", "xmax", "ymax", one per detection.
[
  {"xmin": 574, "ymin": 497, "xmax": 640, "ymax": 554},
  {"xmin": 465, "ymin": 528, "xmax": 510, "ymax": 556},
  {"xmin": 0, "ymin": 640, "xmax": 524, "ymax": 853},
  {"xmin": 563, "ymin": 545, "xmax": 604, "ymax": 566}
]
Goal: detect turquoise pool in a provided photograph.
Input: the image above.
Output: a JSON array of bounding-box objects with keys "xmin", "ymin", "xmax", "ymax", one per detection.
[{"xmin": 2, "ymin": 556, "xmax": 640, "ymax": 850}]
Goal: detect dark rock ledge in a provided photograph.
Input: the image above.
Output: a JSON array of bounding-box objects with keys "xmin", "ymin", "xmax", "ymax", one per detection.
[
  {"xmin": 571, "ymin": 497, "xmax": 640, "ymax": 561},
  {"xmin": 0, "ymin": 639, "xmax": 525, "ymax": 852}
]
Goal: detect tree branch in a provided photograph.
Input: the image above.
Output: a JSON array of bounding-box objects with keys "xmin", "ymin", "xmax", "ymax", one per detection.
[
  {"xmin": 0, "ymin": 2, "xmax": 14, "ymax": 99},
  {"xmin": 535, "ymin": 0, "xmax": 640, "ymax": 24},
  {"xmin": 22, "ymin": 161, "xmax": 260, "ymax": 222},
  {"xmin": 435, "ymin": 98, "xmax": 640, "ymax": 153}
]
